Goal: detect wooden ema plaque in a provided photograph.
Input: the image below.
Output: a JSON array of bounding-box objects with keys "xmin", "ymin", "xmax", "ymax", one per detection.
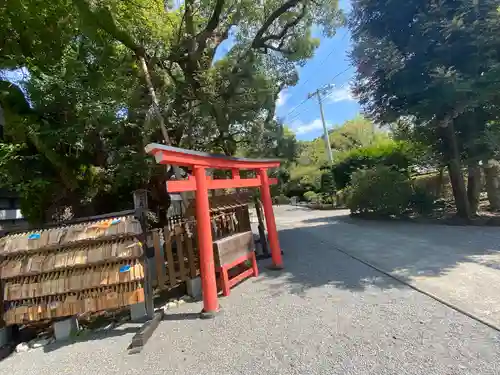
[
  {"xmin": 212, "ymin": 231, "xmax": 258, "ymax": 297},
  {"xmin": 0, "ymin": 216, "xmax": 146, "ymax": 326}
]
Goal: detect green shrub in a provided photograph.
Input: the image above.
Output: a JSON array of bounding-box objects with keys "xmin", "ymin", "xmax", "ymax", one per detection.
[
  {"xmin": 303, "ymin": 191, "xmax": 318, "ymax": 202},
  {"xmin": 319, "ymin": 193, "xmax": 334, "ymax": 204},
  {"xmin": 335, "ymin": 189, "xmax": 349, "ymax": 208},
  {"xmin": 347, "ymin": 166, "xmax": 413, "ymax": 217},
  {"xmin": 413, "ymin": 171, "xmax": 451, "ymax": 198},
  {"xmin": 409, "ymin": 185, "xmax": 437, "ymax": 215},
  {"xmin": 320, "ymin": 169, "xmax": 336, "ymax": 194},
  {"xmin": 330, "ymin": 140, "xmax": 416, "ymax": 190},
  {"xmin": 274, "ymin": 194, "xmax": 291, "ymax": 205}
]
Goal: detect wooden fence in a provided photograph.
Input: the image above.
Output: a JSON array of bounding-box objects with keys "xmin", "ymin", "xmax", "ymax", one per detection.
[
  {"xmin": 152, "ymin": 224, "xmax": 198, "ymax": 290},
  {"xmin": 151, "ymin": 205, "xmax": 252, "ymax": 290}
]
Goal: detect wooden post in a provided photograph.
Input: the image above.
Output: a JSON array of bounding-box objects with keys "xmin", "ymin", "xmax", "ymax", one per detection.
[
  {"xmin": 133, "ymin": 189, "xmax": 154, "ymax": 319},
  {"xmin": 254, "ymin": 196, "xmax": 269, "ymax": 257},
  {"xmin": 152, "ymin": 230, "xmax": 166, "ymax": 289}
]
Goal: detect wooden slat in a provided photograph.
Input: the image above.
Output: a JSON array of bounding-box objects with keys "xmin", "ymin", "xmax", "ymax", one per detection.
[
  {"xmin": 185, "ymin": 231, "xmax": 197, "ymax": 278},
  {"xmin": 175, "ymin": 227, "xmax": 186, "ymax": 281},
  {"xmin": 152, "ymin": 231, "xmax": 166, "ymax": 289},
  {"xmin": 163, "ymin": 227, "xmax": 177, "ymax": 287}
]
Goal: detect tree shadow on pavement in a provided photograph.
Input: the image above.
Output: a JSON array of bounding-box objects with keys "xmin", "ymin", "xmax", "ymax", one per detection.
[
  {"xmin": 258, "ymin": 210, "xmax": 500, "ymax": 297},
  {"xmin": 304, "ymin": 214, "xmax": 500, "ymax": 276},
  {"xmin": 257, "ymin": 224, "xmax": 409, "ymax": 297}
]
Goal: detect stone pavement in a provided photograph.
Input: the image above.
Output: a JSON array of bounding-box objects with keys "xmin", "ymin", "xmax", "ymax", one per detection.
[
  {"xmin": 0, "ymin": 205, "xmax": 499, "ymax": 375},
  {"xmin": 273, "ymin": 206, "xmax": 500, "ymax": 330}
]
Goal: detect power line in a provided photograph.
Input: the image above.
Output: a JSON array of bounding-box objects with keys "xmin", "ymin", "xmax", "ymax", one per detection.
[
  {"xmin": 282, "ymin": 96, "xmax": 313, "ymax": 119},
  {"xmin": 280, "ymin": 31, "xmax": 350, "ymax": 120},
  {"xmin": 283, "ymin": 66, "xmax": 353, "ymax": 121},
  {"xmin": 322, "ymin": 80, "xmax": 350, "ymax": 101},
  {"xmin": 325, "ymin": 67, "xmax": 353, "ymax": 88},
  {"xmin": 292, "ymin": 30, "xmax": 349, "ymax": 92},
  {"xmin": 286, "ymin": 105, "xmax": 310, "ymax": 123}
]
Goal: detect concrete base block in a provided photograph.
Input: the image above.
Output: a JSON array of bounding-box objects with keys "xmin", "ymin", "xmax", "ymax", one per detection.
[
  {"xmin": 54, "ymin": 317, "xmax": 79, "ymax": 341},
  {"xmin": 130, "ymin": 302, "xmax": 148, "ymax": 321},
  {"xmin": 253, "ymin": 234, "xmax": 263, "ymax": 256},
  {"xmin": 0, "ymin": 327, "xmax": 12, "ymax": 347},
  {"xmin": 186, "ymin": 276, "xmax": 202, "ymax": 300}
]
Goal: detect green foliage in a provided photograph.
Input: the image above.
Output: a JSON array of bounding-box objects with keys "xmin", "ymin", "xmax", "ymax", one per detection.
[
  {"xmin": 331, "ymin": 140, "xmax": 415, "ymax": 190},
  {"xmin": 346, "ymin": 166, "xmax": 413, "ymax": 217},
  {"xmin": 349, "ymin": 0, "xmax": 500, "ymax": 218},
  {"xmin": 303, "ymin": 191, "xmax": 318, "ymax": 202},
  {"xmin": 350, "ymin": 0, "xmax": 500, "ymax": 126},
  {"xmin": 0, "ymin": 0, "xmax": 343, "ymax": 223},
  {"xmin": 409, "ymin": 185, "xmax": 437, "ymax": 215},
  {"xmin": 320, "ymin": 169, "xmax": 335, "ymax": 194},
  {"xmin": 329, "ymin": 115, "xmax": 389, "ymax": 152},
  {"xmin": 274, "ymin": 194, "xmax": 290, "ymax": 205},
  {"xmin": 285, "ymin": 115, "xmax": 385, "ymax": 196},
  {"xmin": 318, "ymin": 193, "xmax": 334, "ymax": 204}
]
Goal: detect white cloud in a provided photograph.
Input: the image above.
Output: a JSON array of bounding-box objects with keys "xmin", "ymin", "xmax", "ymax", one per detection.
[
  {"xmin": 293, "ymin": 119, "xmax": 327, "ymax": 135},
  {"xmin": 327, "ymin": 85, "xmax": 355, "ymax": 103},
  {"xmin": 276, "ymin": 90, "xmax": 289, "ymax": 109}
]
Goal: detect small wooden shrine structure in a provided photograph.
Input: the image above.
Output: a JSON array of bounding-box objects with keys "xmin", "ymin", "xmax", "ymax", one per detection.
[
  {"xmin": 150, "ymin": 194, "xmax": 253, "ymax": 291},
  {"xmin": 145, "ymin": 144, "xmax": 284, "ymax": 318}
]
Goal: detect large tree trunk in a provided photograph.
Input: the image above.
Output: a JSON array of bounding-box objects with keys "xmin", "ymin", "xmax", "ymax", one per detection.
[
  {"xmin": 442, "ymin": 120, "xmax": 471, "ymax": 219},
  {"xmin": 436, "ymin": 166, "xmax": 445, "ymax": 198},
  {"xmin": 483, "ymin": 159, "xmax": 500, "ymax": 211},
  {"xmin": 466, "ymin": 161, "xmax": 481, "ymax": 216}
]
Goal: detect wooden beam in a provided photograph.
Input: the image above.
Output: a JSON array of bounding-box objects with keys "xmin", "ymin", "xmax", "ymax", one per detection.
[
  {"xmin": 167, "ymin": 177, "xmax": 278, "ymax": 193},
  {"xmin": 145, "ymin": 144, "xmax": 281, "ymax": 169}
]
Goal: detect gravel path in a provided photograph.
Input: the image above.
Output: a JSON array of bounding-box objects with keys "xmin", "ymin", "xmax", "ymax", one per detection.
[{"xmin": 1, "ymin": 206, "xmax": 500, "ymax": 374}]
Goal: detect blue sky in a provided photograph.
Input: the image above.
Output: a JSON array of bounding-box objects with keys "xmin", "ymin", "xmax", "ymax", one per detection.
[{"xmin": 275, "ymin": 0, "xmax": 359, "ymax": 141}]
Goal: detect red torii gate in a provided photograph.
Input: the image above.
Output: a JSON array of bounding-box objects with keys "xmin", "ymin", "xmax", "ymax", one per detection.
[{"xmin": 145, "ymin": 144, "xmax": 284, "ymax": 317}]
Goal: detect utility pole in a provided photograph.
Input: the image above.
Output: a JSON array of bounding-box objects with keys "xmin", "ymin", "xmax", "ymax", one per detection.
[{"xmin": 308, "ymin": 88, "xmax": 333, "ymax": 164}]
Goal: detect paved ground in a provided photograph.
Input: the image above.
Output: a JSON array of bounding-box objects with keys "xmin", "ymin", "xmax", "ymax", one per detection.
[
  {"xmin": 1, "ymin": 206, "xmax": 500, "ymax": 374},
  {"xmin": 273, "ymin": 206, "xmax": 500, "ymax": 329}
]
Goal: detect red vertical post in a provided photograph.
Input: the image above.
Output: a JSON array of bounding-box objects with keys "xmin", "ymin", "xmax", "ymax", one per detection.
[
  {"xmin": 258, "ymin": 168, "xmax": 284, "ymax": 269},
  {"xmin": 193, "ymin": 166, "xmax": 219, "ymax": 316}
]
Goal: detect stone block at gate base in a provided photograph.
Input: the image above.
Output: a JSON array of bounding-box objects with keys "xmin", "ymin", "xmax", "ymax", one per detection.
[
  {"xmin": 186, "ymin": 276, "xmax": 202, "ymax": 300},
  {"xmin": 130, "ymin": 302, "xmax": 148, "ymax": 321},
  {"xmin": 0, "ymin": 327, "xmax": 12, "ymax": 347},
  {"xmin": 54, "ymin": 317, "xmax": 79, "ymax": 341}
]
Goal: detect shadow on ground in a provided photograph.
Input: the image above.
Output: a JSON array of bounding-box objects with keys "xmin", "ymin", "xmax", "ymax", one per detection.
[
  {"xmin": 257, "ymin": 224, "xmax": 407, "ymax": 297},
  {"xmin": 42, "ymin": 324, "xmax": 139, "ymax": 353},
  {"xmin": 257, "ymin": 208, "xmax": 500, "ymax": 297},
  {"xmin": 38, "ymin": 287, "xmax": 186, "ymax": 354}
]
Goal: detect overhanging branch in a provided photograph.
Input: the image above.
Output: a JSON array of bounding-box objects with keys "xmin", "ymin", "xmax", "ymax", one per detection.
[
  {"xmin": 261, "ymin": 3, "xmax": 307, "ymax": 44},
  {"xmin": 251, "ymin": 0, "xmax": 302, "ymax": 49}
]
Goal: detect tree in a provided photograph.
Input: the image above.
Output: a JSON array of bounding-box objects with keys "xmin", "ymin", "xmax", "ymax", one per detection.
[
  {"xmin": 329, "ymin": 114, "xmax": 387, "ymax": 151},
  {"xmin": 0, "ymin": 0, "xmax": 343, "ymax": 222},
  {"xmin": 72, "ymin": 0, "xmax": 343, "ymax": 152},
  {"xmin": 283, "ymin": 115, "xmax": 386, "ymax": 196},
  {"xmin": 350, "ymin": 0, "xmax": 500, "ymax": 218}
]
